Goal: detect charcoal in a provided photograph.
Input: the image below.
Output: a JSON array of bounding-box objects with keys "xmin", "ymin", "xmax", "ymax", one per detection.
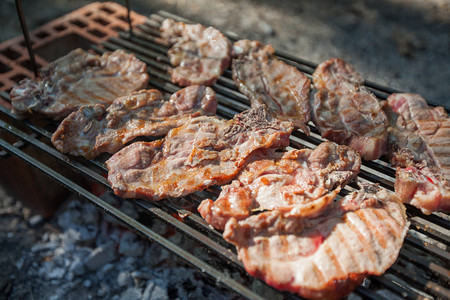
[
  {"xmin": 84, "ymin": 242, "xmax": 117, "ymax": 271},
  {"xmin": 119, "ymin": 287, "xmax": 142, "ymax": 300},
  {"xmin": 117, "ymin": 271, "xmax": 132, "ymax": 287},
  {"xmin": 118, "ymin": 231, "xmax": 144, "ymax": 257},
  {"xmin": 142, "ymin": 279, "xmax": 169, "ymax": 300}
]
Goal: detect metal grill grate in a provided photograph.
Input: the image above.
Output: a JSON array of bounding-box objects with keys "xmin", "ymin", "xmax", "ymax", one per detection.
[{"xmin": 0, "ymin": 5, "xmax": 449, "ymax": 300}]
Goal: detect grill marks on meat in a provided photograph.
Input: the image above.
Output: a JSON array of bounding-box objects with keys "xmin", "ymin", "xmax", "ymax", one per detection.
[
  {"xmin": 387, "ymin": 93, "xmax": 450, "ymax": 213},
  {"xmin": 106, "ymin": 107, "xmax": 294, "ymax": 201},
  {"xmin": 311, "ymin": 58, "xmax": 388, "ymax": 160},
  {"xmin": 231, "ymin": 40, "xmax": 311, "ymax": 134},
  {"xmin": 10, "ymin": 49, "xmax": 149, "ymax": 120},
  {"xmin": 160, "ymin": 19, "xmax": 231, "ymax": 87},
  {"xmin": 223, "ymin": 183, "xmax": 409, "ymax": 300},
  {"xmin": 199, "ymin": 142, "xmax": 361, "ymax": 230},
  {"xmin": 51, "ymin": 86, "xmax": 217, "ymax": 159}
]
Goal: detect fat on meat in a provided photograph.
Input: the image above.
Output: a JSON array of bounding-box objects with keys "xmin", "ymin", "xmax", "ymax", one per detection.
[
  {"xmin": 387, "ymin": 93, "xmax": 450, "ymax": 214},
  {"xmin": 106, "ymin": 107, "xmax": 294, "ymax": 201},
  {"xmin": 223, "ymin": 183, "xmax": 409, "ymax": 300},
  {"xmin": 199, "ymin": 142, "xmax": 361, "ymax": 230},
  {"xmin": 10, "ymin": 49, "xmax": 149, "ymax": 120},
  {"xmin": 51, "ymin": 85, "xmax": 217, "ymax": 159},
  {"xmin": 232, "ymin": 40, "xmax": 311, "ymax": 134},
  {"xmin": 311, "ymin": 58, "xmax": 388, "ymax": 160},
  {"xmin": 160, "ymin": 18, "xmax": 231, "ymax": 87}
]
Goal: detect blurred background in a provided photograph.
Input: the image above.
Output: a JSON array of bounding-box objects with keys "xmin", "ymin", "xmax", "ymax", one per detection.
[
  {"xmin": 0, "ymin": 0, "xmax": 449, "ymax": 107},
  {"xmin": 0, "ymin": 0, "xmax": 450, "ymax": 107}
]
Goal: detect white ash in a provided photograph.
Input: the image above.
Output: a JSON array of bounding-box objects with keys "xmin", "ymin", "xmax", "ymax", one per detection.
[
  {"xmin": 13, "ymin": 193, "xmax": 234, "ymax": 299},
  {"xmin": 28, "ymin": 214, "xmax": 44, "ymax": 227}
]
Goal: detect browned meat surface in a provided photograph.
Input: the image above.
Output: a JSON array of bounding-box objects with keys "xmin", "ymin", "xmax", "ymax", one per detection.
[
  {"xmin": 387, "ymin": 93, "xmax": 450, "ymax": 214},
  {"xmin": 311, "ymin": 58, "xmax": 388, "ymax": 160},
  {"xmin": 313, "ymin": 57, "xmax": 363, "ymax": 95},
  {"xmin": 231, "ymin": 40, "xmax": 311, "ymax": 134},
  {"xmin": 160, "ymin": 18, "xmax": 231, "ymax": 87},
  {"xmin": 199, "ymin": 142, "xmax": 361, "ymax": 230},
  {"xmin": 51, "ymin": 86, "xmax": 217, "ymax": 159},
  {"xmin": 10, "ymin": 49, "xmax": 149, "ymax": 120},
  {"xmin": 223, "ymin": 183, "xmax": 409, "ymax": 300},
  {"xmin": 106, "ymin": 107, "xmax": 294, "ymax": 201}
]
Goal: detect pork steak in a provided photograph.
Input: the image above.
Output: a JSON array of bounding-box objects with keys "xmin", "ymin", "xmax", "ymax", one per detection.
[
  {"xmin": 311, "ymin": 58, "xmax": 388, "ymax": 160},
  {"xmin": 51, "ymin": 85, "xmax": 217, "ymax": 159},
  {"xmin": 199, "ymin": 142, "xmax": 361, "ymax": 230},
  {"xmin": 10, "ymin": 49, "xmax": 149, "ymax": 120},
  {"xmin": 232, "ymin": 40, "xmax": 311, "ymax": 134},
  {"xmin": 387, "ymin": 93, "xmax": 450, "ymax": 214},
  {"xmin": 223, "ymin": 183, "xmax": 409, "ymax": 300},
  {"xmin": 161, "ymin": 18, "xmax": 231, "ymax": 87},
  {"xmin": 106, "ymin": 107, "xmax": 294, "ymax": 201}
]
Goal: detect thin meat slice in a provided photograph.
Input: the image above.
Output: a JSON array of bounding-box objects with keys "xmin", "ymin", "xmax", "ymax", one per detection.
[
  {"xmin": 10, "ymin": 49, "xmax": 149, "ymax": 120},
  {"xmin": 199, "ymin": 142, "xmax": 361, "ymax": 230},
  {"xmin": 312, "ymin": 57, "xmax": 363, "ymax": 95},
  {"xmin": 106, "ymin": 107, "xmax": 294, "ymax": 201},
  {"xmin": 232, "ymin": 40, "xmax": 311, "ymax": 134},
  {"xmin": 223, "ymin": 183, "xmax": 409, "ymax": 300},
  {"xmin": 51, "ymin": 86, "xmax": 217, "ymax": 159},
  {"xmin": 395, "ymin": 166, "xmax": 449, "ymax": 213},
  {"xmin": 387, "ymin": 93, "xmax": 450, "ymax": 214},
  {"xmin": 311, "ymin": 58, "xmax": 388, "ymax": 160},
  {"xmin": 161, "ymin": 18, "xmax": 231, "ymax": 86}
]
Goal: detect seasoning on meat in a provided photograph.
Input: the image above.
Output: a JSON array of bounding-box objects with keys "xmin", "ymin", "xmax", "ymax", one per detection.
[
  {"xmin": 223, "ymin": 183, "xmax": 409, "ymax": 300},
  {"xmin": 160, "ymin": 18, "xmax": 231, "ymax": 87},
  {"xmin": 387, "ymin": 93, "xmax": 450, "ymax": 214},
  {"xmin": 51, "ymin": 85, "xmax": 217, "ymax": 159},
  {"xmin": 231, "ymin": 40, "xmax": 311, "ymax": 134},
  {"xmin": 10, "ymin": 48, "xmax": 149, "ymax": 120},
  {"xmin": 311, "ymin": 58, "xmax": 389, "ymax": 160},
  {"xmin": 199, "ymin": 142, "xmax": 361, "ymax": 230},
  {"xmin": 106, "ymin": 107, "xmax": 294, "ymax": 201}
]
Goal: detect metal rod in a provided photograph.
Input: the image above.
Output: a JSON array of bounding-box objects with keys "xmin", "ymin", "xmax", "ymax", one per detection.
[
  {"xmin": 1, "ymin": 8, "xmax": 449, "ymax": 298},
  {"xmin": 0, "ymin": 136, "xmax": 264, "ymax": 300},
  {"xmin": 125, "ymin": 0, "xmax": 133, "ymax": 37},
  {"xmin": 14, "ymin": 0, "xmax": 38, "ymax": 77}
]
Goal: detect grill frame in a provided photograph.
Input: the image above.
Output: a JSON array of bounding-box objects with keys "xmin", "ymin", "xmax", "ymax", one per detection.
[{"xmin": 0, "ymin": 3, "xmax": 449, "ymax": 299}]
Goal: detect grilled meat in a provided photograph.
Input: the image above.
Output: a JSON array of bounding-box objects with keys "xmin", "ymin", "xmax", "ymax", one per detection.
[
  {"xmin": 161, "ymin": 18, "xmax": 231, "ymax": 87},
  {"xmin": 10, "ymin": 49, "xmax": 149, "ymax": 120},
  {"xmin": 51, "ymin": 86, "xmax": 217, "ymax": 159},
  {"xmin": 231, "ymin": 40, "xmax": 311, "ymax": 134},
  {"xmin": 106, "ymin": 107, "xmax": 294, "ymax": 201},
  {"xmin": 223, "ymin": 183, "xmax": 409, "ymax": 300},
  {"xmin": 199, "ymin": 142, "xmax": 361, "ymax": 230},
  {"xmin": 387, "ymin": 93, "xmax": 450, "ymax": 213},
  {"xmin": 311, "ymin": 58, "xmax": 388, "ymax": 160},
  {"xmin": 313, "ymin": 57, "xmax": 363, "ymax": 95}
]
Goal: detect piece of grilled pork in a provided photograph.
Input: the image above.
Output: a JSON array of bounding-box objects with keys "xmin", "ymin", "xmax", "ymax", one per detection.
[
  {"xmin": 160, "ymin": 18, "xmax": 231, "ymax": 87},
  {"xmin": 224, "ymin": 183, "xmax": 409, "ymax": 300},
  {"xmin": 232, "ymin": 40, "xmax": 311, "ymax": 134},
  {"xmin": 311, "ymin": 58, "xmax": 388, "ymax": 160},
  {"xmin": 51, "ymin": 85, "xmax": 217, "ymax": 159},
  {"xmin": 387, "ymin": 93, "xmax": 450, "ymax": 214},
  {"xmin": 199, "ymin": 142, "xmax": 361, "ymax": 230},
  {"xmin": 10, "ymin": 49, "xmax": 149, "ymax": 120},
  {"xmin": 106, "ymin": 107, "xmax": 293, "ymax": 201}
]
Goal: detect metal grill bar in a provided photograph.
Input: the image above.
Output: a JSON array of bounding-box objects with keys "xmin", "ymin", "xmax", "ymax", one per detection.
[
  {"xmin": 0, "ymin": 101, "xmax": 243, "ymax": 266},
  {"xmin": 0, "ymin": 86, "xmax": 392, "ymax": 300},
  {"xmin": 94, "ymin": 17, "xmax": 450, "ymax": 298},
  {"xmin": 105, "ymin": 12, "xmax": 450, "ymax": 299},
  {"xmin": 1, "ymin": 6, "xmax": 449, "ymax": 300},
  {"xmin": 0, "ymin": 101, "xmax": 268, "ymax": 300}
]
